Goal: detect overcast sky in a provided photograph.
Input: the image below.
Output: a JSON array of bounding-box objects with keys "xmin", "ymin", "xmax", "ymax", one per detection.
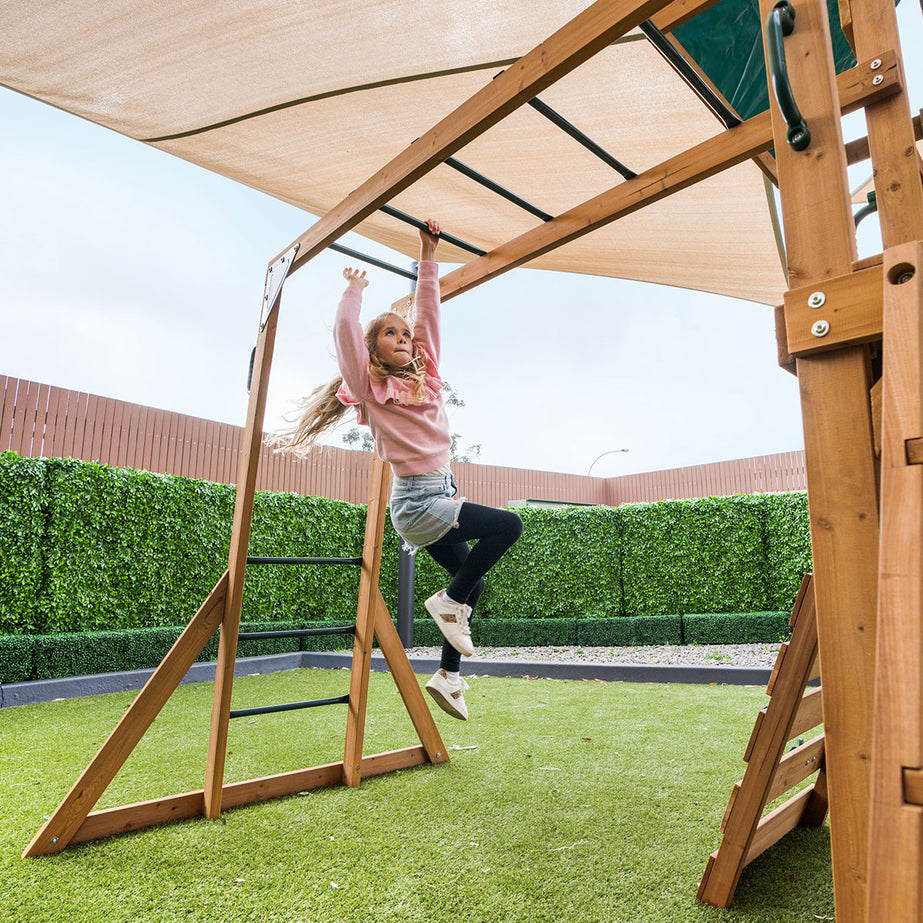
[{"xmin": 1, "ymin": 5, "xmax": 920, "ymax": 479}]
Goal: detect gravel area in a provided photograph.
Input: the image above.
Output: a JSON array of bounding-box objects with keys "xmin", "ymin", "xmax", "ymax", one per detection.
[{"xmin": 408, "ymin": 643, "xmax": 782, "ymax": 669}]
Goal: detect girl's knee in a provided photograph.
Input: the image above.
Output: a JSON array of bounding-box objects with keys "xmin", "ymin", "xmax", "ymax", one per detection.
[{"xmin": 506, "ymin": 510, "xmax": 523, "ymax": 540}]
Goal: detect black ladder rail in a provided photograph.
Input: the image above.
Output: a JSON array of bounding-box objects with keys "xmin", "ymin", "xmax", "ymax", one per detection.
[
  {"xmin": 328, "ymin": 242, "xmax": 419, "ymax": 280},
  {"xmin": 526, "ymin": 96, "xmax": 637, "ymax": 180},
  {"xmin": 229, "ymin": 693, "xmax": 352, "ymax": 720},
  {"xmin": 237, "ymin": 625, "xmax": 357, "ymax": 641},
  {"xmin": 379, "ymin": 205, "xmax": 486, "ymax": 255},
  {"xmin": 246, "ymin": 555, "xmax": 363, "ymax": 565},
  {"xmin": 230, "ymin": 552, "xmax": 363, "ymax": 717},
  {"xmin": 444, "ymin": 157, "xmax": 554, "ymax": 222},
  {"xmin": 637, "ymin": 20, "xmax": 741, "ymax": 129}
]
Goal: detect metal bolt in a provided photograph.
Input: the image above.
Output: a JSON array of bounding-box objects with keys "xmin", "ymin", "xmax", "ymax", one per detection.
[
  {"xmin": 871, "ymin": 58, "xmax": 882, "ymax": 70},
  {"xmin": 50, "ymin": 836, "xmax": 59, "ymax": 845},
  {"xmin": 897, "ymin": 270, "xmax": 915, "ymax": 285},
  {"xmin": 811, "ymin": 320, "xmax": 830, "ymax": 337},
  {"xmin": 873, "ymin": 74, "xmax": 884, "ymax": 86},
  {"xmin": 808, "ymin": 291, "xmax": 826, "ymax": 308},
  {"xmin": 790, "ymin": 129, "xmax": 805, "ymax": 145}
]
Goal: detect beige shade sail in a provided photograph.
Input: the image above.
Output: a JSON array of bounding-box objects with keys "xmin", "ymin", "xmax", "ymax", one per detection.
[{"xmin": 0, "ymin": 0, "xmax": 786, "ymax": 304}]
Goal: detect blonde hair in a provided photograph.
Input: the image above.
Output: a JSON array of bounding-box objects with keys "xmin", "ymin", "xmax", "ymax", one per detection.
[{"xmin": 268, "ymin": 308, "xmax": 430, "ymax": 455}]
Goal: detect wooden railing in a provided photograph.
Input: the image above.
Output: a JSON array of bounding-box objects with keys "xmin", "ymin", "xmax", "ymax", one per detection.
[{"xmin": 1, "ymin": 374, "xmax": 806, "ymax": 505}]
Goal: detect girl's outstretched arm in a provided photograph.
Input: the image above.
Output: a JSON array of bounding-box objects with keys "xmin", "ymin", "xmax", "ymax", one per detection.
[
  {"xmin": 414, "ymin": 220, "xmax": 442, "ymax": 363},
  {"xmin": 419, "ymin": 219, "xmax": 442, "ymax": 261},
  {"xmin": 333, "ymin": 268, "xmax": 370, "ymax": 399}
]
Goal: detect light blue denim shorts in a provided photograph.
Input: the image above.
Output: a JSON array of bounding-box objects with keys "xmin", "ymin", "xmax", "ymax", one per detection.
[{"xmin": 390, "ymin": 469, "xmax": 465, "ymax": 554}]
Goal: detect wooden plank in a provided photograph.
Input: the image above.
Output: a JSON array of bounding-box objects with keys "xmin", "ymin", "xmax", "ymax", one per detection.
[
  {"xmin": 784, "ymin": 263, "xmax": 883, "ymax": 356},
  {"xmin": 22, "ymin": 571, "xmax": 229, "ymax": 857},
  {"xmin": 342, "ymin": 455, "xmax": 392, "ymax": 787},
  {"xmin": 435, "ymin": 55, "xmax": 898, "ymax": 303},
  {"xmin": 904, "ymin": 768, "xmax": 923, "ymax": 806},
  {"xmin": 868, "ymin": 241, "xmax": 923, "ymax": 920},
  {"xmin": 697, "ymin": 576, "xmax": 820, "ymax": 907},
  {"xmin": 790, "ymin": 686, "xmax": 824, "ymax": 740},
  {"xmin": 204, "ymin": 293, "xmax": 284, "ymax": 820},
  {"xmin": 760, "ymin": 0, "xmax": 881, "ymax": 917},
  {"xmin": 70, "ymin": 792, "xmax": 207, "ymax": 845},
  {"xmin": 276, "ymin": 0, "xmax": 681, "ymax": 276},
  {"xmin": 766, "ymin": 734, "xmax": 825, "ymax": 803},
  {"xmin": 744, "ymin": 786, "xmax": 816, "ymax": 865},
  {"xmin": 372, "ymin": 593, "xmax": 449, "ymax": 765},
  {"xmin": 68, "ymin": 747, "xmax": 430, "ymax": 847}
]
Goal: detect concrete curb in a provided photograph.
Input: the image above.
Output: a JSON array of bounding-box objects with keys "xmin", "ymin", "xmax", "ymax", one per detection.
[{"xmin": 1, "ymin": 651, "xmax": 772, "ymax": 708}]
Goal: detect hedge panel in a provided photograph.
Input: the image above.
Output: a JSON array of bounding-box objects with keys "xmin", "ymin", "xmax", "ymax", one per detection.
[
  {"xmin": 761, "ymin": 491, "xmax": 812, "ymax": 611},
  {"xmin": 620, "ymin": 494, "xmax": 769, "ymax": 617},
  {"xmin": 41, "ymin": 460, "xmax": 233, "ymax": 632},
  {"xmin": 0, "ymin": 452, "xmax": 47, "ymax": 633},
  {"xmin": 475, "ymin": 506, "xmax": 620, "ymax": 618},
  {"xmin": 684, "ymin": 611, "xmax": 791, "ymax": 645}
]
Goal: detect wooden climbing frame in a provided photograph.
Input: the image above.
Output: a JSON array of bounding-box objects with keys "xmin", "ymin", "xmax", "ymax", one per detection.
[
  {"xmin": 22, "ymin": 267, "xmax": 448, "ymax": 857},
  {"xmin": 698, "ymin": 575, "xmax": 827, "ymax": 907}
]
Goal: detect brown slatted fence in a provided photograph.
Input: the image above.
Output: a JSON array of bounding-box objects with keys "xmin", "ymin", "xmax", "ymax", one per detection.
[{"xmin": 1, "ymin": 374, "xmax": 807, "ymax": 506}]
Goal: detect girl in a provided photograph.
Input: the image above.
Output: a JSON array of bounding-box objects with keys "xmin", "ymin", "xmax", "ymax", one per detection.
[{"xmin": 275, "ymin": 219, "xmax": 522, "ymax": 720}]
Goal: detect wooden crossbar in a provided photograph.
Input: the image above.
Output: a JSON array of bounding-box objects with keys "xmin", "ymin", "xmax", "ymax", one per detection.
[
  {"xmin": 697, "ymin": 575, "xmax": 826, "ymax": 909},
  {"xmin": 23, "ymin": 267, "xmax": 447, "ymax": 858}
]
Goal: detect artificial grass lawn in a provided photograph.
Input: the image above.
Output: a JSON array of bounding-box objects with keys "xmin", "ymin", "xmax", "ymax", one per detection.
[{"xmin": 0, "ymin": 670, "xmax": 833, "ymax": 923}]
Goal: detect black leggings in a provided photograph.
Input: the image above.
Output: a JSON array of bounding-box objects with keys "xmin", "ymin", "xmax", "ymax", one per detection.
[{"xmin": 423, "ymin": 502, "xmax": 523, "ymax": 672}]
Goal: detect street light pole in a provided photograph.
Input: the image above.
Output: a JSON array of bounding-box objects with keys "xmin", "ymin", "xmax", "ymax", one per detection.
[{"xmin": 587, "ymin": 448, "xmax": 629, "ymax": 476}]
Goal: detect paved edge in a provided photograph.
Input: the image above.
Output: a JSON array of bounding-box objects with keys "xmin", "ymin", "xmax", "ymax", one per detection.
[{"xmin": 1, "ymin": 651, "xmax": 772, "ymax": 708}]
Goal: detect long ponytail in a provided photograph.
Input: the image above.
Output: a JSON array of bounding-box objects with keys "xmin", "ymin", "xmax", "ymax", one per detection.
[{"xmin": 265, "ymin": 377, "xmax": 349, "ymax": 455}]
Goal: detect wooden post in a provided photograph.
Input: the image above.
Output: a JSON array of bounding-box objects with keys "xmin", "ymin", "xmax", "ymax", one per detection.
[
  {"xmin": 759, "ymin": 0, "xmax": 879, "ymax": 918},
  {"xmin": 204, "ymin": 284, "xmax": 285, "ymax": 819},
  {"xmin": 868, "ymin": 246, "xmax": 923, "ymax": 919},
  {"xmin": 840, "ymin": 2, "xmax": 923, "ymax": 919},
  {"xmin": 342, "ymin": 455, "xmax": 391, "ymax": 787}
]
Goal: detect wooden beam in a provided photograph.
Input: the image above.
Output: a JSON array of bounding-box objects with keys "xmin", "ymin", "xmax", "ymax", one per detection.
[
  {"xmin": 850, "ymin": 2, "xmax": 923, "ymax": 920},
  {"xmin": 22, "ymin": 572, "xmax": 229, "ymax": 857},
  {"xmin": 783, "ymin": 263, "xmax": 883, "ymax": 356},
  {"xmin": 435, "ymin": 53, "xmax": 899, "ymax": 303},
  {"xmin": 760, "ymin": 0, "xmax": 880, "ymax": 918},
  {"xmin": 273, "ymin": 0, "xmax": 675, "ymax": 274},
  {"xmin": 204, "ymin": 285, "xmax": 284, "ymax": 820},
  {"xmin": 869, "ymin": 242, "xmax": 923, "ymax": 921},
  {"xmin": 372, "ymin": 593, "xmax": 448, "ymax": 765},
  {"xmin": 342, "ymin": 455, "xmax": 391, "ymax": 787}
]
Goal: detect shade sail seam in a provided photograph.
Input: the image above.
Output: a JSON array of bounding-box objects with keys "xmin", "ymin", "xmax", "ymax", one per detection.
[{"xmin": 142, "ymin": 34, "xmax": 651, "ymax": 143}]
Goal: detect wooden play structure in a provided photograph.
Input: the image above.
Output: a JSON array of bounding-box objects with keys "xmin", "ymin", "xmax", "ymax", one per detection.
[
  {"xmin": 9, "ymin": 0, "xmax": 923, "ymax": 919},
  {"xmin": 698, "ymin": 574, "xmax": 828, "ymax": 906}
]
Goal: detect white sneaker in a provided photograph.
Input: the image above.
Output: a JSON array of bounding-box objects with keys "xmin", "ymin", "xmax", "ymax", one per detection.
[
  {"xmin": 424, "ymin": 590, "xmax": 474, "ymax": 657},
  {"xmin": 425, "ymin": 669, "xmax": 470, "ymax": 720}
]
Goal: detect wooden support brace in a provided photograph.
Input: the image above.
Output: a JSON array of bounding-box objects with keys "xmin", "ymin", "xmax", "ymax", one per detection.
[
  {"xmin": 434, "ymin": 52, "xmax": 899, "ymax": 304},
  {"xmin": 868, "ymin": 240, "xmax": 923, "ymax": 920},
  {"xmin": 22, "ymin": 572, "xmax": 230, "ymax": 857},
  {"xmin": 783, "ymin": 263, "xmax": 883, "ymax": 356},
  {"xmin": 697, "ymin": 575, "xmax": 825, "ymax": 909}
]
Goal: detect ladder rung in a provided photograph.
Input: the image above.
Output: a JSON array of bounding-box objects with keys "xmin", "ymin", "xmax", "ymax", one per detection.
[
  {"xmin": 246, "ymin": 555, "xmax": 363, "ymax": 565},
  {"xmin": 229, "ymin": 693, "xmax": 351, "ymax": 719},
  {"xmin": 238, "ymin": 625, "xmax": 356, "ymax": 640}
]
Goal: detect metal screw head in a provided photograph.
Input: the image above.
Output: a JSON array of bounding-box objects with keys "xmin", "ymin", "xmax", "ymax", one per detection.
[
  {"xmin": 897, "ymin": 270, "xmax": 915, "ymax": 285},
  {"xmin": 811, "ymin": 320, "xmax": 830, "ymax": 337},
  {"xmin": 808, "ymin": 291, "xmax": 826, "ymax": 308},
  {"xmin": 871, "ymin": 58, "xmax": 882, "ymax": 70},
  {"xmin": 872, "ymin": 74, "xmax": 884, "ymax": 86}
]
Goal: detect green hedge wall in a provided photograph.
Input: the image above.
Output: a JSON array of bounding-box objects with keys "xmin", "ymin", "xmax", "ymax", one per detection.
[
  {"xmin": 620, "ymin": 494, "xmax": 770, "ymax": 617},
  {"xmin": 0, "ymin": 453, "xmax": 46, "ymax": 634},
  {"xmin": 0, "ymin": 453, "xmax": 814, "ymax": 664}
]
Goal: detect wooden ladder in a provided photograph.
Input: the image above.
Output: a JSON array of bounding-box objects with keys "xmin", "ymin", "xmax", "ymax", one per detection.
[
  {"xmin": 23, "ymin": 253, "xmax": 448, "ymax": 857},
  {"xmin": 696, "ymin": 574, "xmax": 827, "ymax": 908}
]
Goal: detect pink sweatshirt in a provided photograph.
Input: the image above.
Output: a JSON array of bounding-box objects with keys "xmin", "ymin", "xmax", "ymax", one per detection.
[{"xmin": 334, "ymin": 260, "xmax": 452, "ymax": 476}]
